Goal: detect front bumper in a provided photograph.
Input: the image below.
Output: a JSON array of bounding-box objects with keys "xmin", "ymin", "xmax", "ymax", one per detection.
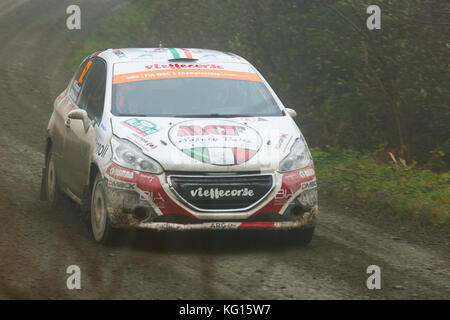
[{"xmin": 103, "ymin": 163, "xmax": 318, "ymax": 231}]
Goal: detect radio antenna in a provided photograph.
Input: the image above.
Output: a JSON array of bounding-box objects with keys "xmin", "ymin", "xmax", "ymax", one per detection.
[{"xmin": 158, "ymin": 16, "xmax": 163, "ymax": 48}]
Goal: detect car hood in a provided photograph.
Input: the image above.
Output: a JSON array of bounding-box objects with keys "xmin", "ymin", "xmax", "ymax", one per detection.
[{"xmin": 111, "ymin": 116, "xmax": 301, "ymax": 172}]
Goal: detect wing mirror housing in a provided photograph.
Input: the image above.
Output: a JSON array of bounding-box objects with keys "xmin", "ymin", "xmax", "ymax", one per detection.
[
  {"xmin": 285, "ymin": 108, "xmax": 297, "ymax": 118},
  {"xmin": 68, "ymin": 109, "xmax": 90, "ymax": 133}
]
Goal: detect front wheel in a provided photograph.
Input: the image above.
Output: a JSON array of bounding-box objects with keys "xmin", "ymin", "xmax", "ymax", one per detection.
[
  {"xmin": 90, "ymin": 173, "xmax": 120, "ymax": 244},
  {"xmin": 287, "ymin": 226, "xmax": 315, "ymax": 247}
]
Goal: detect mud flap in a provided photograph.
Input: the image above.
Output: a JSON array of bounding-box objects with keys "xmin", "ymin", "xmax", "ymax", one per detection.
[{"xmin": 40, "ymin": 167, "xmax": 47, "ymax": 201}]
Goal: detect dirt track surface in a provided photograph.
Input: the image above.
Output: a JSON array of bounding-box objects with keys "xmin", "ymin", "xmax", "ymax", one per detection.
[{"xmin": 0, "ymin": 0, "xmax": 449, "ymax": 300}]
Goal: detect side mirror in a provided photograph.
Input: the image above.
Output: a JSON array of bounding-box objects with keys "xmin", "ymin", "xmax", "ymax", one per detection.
[
  {"xmin": 68, "ymin": 109, "xmax": 90, "ymax": 133},
  {"xmin": 285, "ymin": 108, "xmax": 297, "ymax": 118}
]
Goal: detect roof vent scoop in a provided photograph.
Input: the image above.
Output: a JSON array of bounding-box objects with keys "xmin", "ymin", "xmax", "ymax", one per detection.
[
  {"xmin": 168, "ymin": 58, "xmax": 198, "ymax": 62},
  {"xmin": 167, "ymin": 48, "xmax": 198, "ymax": 62}
]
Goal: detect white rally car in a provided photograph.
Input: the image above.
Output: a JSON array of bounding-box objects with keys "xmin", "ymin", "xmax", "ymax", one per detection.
[{"xmin": 41, "ymin": 48, "xmax": 318, "ymax": 245}]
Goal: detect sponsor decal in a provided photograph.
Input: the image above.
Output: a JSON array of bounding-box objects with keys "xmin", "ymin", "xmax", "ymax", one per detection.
[
  {"xmin": 299, "ymin": 167, "xmax": 315, "ymax": 178},
  {"xmin": 109, "ymin": 166, "xmax": 134, "ymax": 180},
  {"xmin": 274, "ymin": 188, "xmax": 294, "ymax": 206},
  {"xmin": 121, "ymin": 118, "xmax": 159, "ymax": 136},
  {"xmin": 126, "ymin": 132, "xmax": 158, "ymax": 150},
  {"xmin": 275, "ymin": 133, "xmax": 289, "ymax": 149},
  {"xmin": 138, "ymin": 172, "xmax": 155, "ymax": 183},
  {"xmin": 180, "ymin": 48, "xmax": 193, "ymax": 59},
  {"xmin": 134, "ymin": 173, "xmax": 194, "ymax": 216},
  {"xmin": 113, "ymin": 69, "xmax": 261, "ymax": 84},
  {"xmin": 177, "ymin": 124, "xmax": 245, "ymax": 136},
  {"xmin": 200, "ymin": 54, "xmax": 217, "ymax": 58},
  {"xmin": 301, "ymin": 180, "xmax": 317, "ymax": 190},
  {"xmin": 283, "ymin": 170, "xmax": 301, "ymax": 181},
  {"xmin": 140, "ymin": 191, "xmax": 166, "ymax": 208},
  {"xmin": 210, "ymin": 222, "xmax": 234, "ymax": 230},
  {"xmin": 241, "ymin": 117, "xmax": 269, "ymax": 122},
  {"xmin": 95, "ymin": 141, "xmax": 109, "ymax": 158},
  {"xmin": 142, "ymin": 49, "xmax": 165, "ymax": 53},
  {"xmin": 224, "ymin": 52, "xmax": 243, "ymax": 61},
  {"xmin": 57, "ymin": 89, "xmax": 67, "ymax": 101},
  {"xmin": 190, "ymin": 187, "xmax": 255, "ymax": 200},
  {"xmin": 239, "ymin": 222, "xmax": 275, "ymax": 229},
  {"xmin": 145, "ymin": 63, "xmax": 224, "ymax": 70},
  {"xmin": 113, "ymin": 49, "xmax": 126, "ymax": 58},
  {"xmin": 169, "ymin": 119, "xmax": 262, "ymax": 165},
  {"xmin": 108, "ymin": 180, "xmax": 136, "ymax": 190},
  {"xmin": 168, "ymin": 47, "xmax": 183, "ymax": 59}
]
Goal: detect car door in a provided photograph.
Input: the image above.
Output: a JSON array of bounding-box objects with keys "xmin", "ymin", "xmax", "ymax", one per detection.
[
  {"xmin": 52, "ymin": 58, "xmax": 90, "ymax": 188},
  {"xmin": 62, "ymin": 58, "xmax": 107, "ymax": 198}
]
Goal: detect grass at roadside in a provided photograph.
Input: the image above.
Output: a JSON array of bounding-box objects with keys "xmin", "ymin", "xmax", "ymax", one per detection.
[
  {"xmin": 311, "ymin": 148, "xmax": 450, "ymax": 232},
  {"xmin": 70, "ymin": 2, "xmax": 450, "ymax": 232}
]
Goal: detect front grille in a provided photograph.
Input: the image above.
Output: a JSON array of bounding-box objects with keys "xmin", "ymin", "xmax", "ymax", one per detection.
[{"xmin": 168, "ymin": 174, "xmax": 274, "ymax": 212}]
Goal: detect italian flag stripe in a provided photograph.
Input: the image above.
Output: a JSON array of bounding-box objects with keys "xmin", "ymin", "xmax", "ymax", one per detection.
[
  {"xmin": 168, "ymin": 48, "xmax": 180, "ymax": 59},
  {"xmin": 184, "ymin": 148, "xmax": 209, "ymax": 162},
  {"xmin": 181, "ymin": 48, "xmax": 193, "ymax": 59}
]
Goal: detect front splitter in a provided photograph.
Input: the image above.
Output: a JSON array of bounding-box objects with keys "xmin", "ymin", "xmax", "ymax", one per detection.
[{"xmin": 126, "ymin": 206, "xmax": 318, "ymax": 231}]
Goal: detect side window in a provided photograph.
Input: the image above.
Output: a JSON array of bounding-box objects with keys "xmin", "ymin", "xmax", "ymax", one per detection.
[
  {"xmin": 69, "ymin": 58, "xmax": 91, "ymax": 102},
  {"xmin": 77, "ymin": 59, "xmax": 107, "ymax": 123}
]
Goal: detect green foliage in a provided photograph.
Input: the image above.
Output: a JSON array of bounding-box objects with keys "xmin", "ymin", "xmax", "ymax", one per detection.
[
  {"xmin": 71, "ymin": 0, "xmax": 449, "ymax": 167},
  {"xmin": 427, "ymin": 139, "xmax": 450, "ymax": 172},
  {"xmin": 312, "ymin": 147, "xmax": 450, "ymax": 231}
]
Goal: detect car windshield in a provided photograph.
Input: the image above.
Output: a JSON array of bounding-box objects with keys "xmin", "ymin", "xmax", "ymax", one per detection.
[{"xmin": 111, "ymin": 69, "xmax": 283, "ymax": 117}]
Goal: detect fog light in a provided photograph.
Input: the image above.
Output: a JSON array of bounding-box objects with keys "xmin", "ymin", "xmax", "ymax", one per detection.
[
  {"xmin": 133, "ymin": 207, "xmax": 149, "ymax": 221},
  {"xmin": 133, "ymin": 206, "xmax": 158, "ymax": 221}
]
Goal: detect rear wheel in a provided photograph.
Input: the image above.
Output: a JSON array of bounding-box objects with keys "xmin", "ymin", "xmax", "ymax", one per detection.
[
  {"xmin": 46, "ymin": 150, "xmax": 63, "ymax": 209},
  {"xmin": 90, "ymin": 173, "xmax": 120, "ymax": 244}
]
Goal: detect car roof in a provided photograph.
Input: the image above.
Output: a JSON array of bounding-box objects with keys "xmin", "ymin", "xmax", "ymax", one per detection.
[{"xmin": 95, "ymin": 48, "xmax": 250, "ymax": 65}]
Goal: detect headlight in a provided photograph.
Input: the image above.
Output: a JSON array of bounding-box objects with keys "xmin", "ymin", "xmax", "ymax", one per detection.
[
  {"xmin": 111, "ymin": 136, "xmax": 163, "ymax": 174},
  {"xmin": 279, "ymin": 138, "xmax": 311, "ymax": 172}
]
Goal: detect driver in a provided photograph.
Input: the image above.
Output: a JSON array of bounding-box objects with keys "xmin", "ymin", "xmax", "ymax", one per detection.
[{"xmin": 116, "ymin": 83, "xmax": 141, "ymax": 115}]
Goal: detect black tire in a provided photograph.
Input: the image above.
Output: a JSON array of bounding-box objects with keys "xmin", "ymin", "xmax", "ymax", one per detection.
[
  {"xmin": 80, "ymin": 185, "xmax": 92, "ymax": 225},
  {"xmin": 290, "ymin": 226, "xmax": 315, "ymax": 247},
  {"xmin": 46, "ymin": 149, "xmax": 64, "ymax": 209},
  {"xmin": 90, "ymin": 173, "xmax": 121, "ymax": 244}
]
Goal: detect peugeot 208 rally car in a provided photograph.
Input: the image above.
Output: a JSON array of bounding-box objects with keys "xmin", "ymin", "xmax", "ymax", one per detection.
[{"xmin": 41, "ymin": 48, "xmax": 318, "ymax": 244}]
